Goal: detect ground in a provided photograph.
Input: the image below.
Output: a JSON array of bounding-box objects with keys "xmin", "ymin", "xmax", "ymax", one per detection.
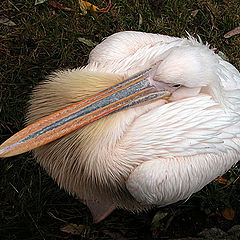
[{"xmin": 0, "ymin": 0, "xmax": 240, "ymax": 239}]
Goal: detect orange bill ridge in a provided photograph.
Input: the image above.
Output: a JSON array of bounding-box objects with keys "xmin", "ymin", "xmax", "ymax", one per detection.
[{"xmin": 0, "ymin": 65, "xmax": 177, "ymax": 158}]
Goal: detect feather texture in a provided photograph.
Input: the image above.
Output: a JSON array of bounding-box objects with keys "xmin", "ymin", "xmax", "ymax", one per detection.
[{"xmin": 26, "ymin": 31, "xmax": 240, "ymax": 213}]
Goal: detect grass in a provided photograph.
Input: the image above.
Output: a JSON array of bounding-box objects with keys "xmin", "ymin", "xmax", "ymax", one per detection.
[{"xmin": 0, "ymin": 0, "xmax": 240, "ymax": 239}]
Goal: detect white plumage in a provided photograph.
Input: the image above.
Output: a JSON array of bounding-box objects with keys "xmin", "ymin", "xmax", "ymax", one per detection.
[
  {"xmin": 1, "ymin": 31, "xmax": 240, "ymax": 222},
  {"xmin": 84, "ymin": 31, "xmax": 240, "ymax": 206}
]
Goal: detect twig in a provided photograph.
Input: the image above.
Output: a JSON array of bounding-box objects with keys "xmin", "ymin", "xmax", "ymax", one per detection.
[{"xmin": 27, "ymin": 210, "xmax": 46, "ymax": 240}]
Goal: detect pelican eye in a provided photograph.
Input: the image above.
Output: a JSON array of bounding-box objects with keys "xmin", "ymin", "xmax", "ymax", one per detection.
[{"xmin": 171, "ymin": 84, "xmax": 182, "ymax": 88}]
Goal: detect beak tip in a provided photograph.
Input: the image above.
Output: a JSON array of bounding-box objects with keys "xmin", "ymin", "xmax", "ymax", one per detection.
[
  {"xmin": 0, "ymin": 149, "xmax": 8, "ymax": 158},
  {"xmin": 0, "ymin": 141, "xmax": 20, "ymax": 158},
  {"xmin": 0, "ymin": 146, "xmax": 10, "ymax": 158}
]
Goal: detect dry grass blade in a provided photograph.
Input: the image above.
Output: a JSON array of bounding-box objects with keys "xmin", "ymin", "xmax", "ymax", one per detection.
[
  {"xmin": 49, "ymin": 1, "xmax": 74, "ymax": 11},
  {"xmin": 35, "ymin": 0, "xmax": 48, "ymax": 5},
  {"xmin": 0, "ymin": 17, "xmax": 16, "ymax": 26}
]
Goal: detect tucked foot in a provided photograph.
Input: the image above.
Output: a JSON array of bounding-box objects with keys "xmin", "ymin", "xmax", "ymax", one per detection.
[{"xmin": 78, "ymin": 198, "xmax": 116, "ymax": 223}]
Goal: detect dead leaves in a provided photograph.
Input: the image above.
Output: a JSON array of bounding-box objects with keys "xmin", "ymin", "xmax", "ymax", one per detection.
[
  {"xmin": 60, "ymin": 223, "xmax": 90, "ymax": 235},
  {"xmin": 215, "ymin": 176, "xmax": 228, "ymax": 184},
  {"xmin": 209, "ymin": 207, "xmax": 235, "ymax": 221},
  {"xmin": 214, "ymin": 177, "xmax": 235, "ymax": 220},
  {"xmin": 224, "ymin": 26, "xmax": 240, "ymax": 39},
  {"xmin": 222, "ymin": 207, "xmax": 235, "ymax": 220},
  {"xmin": 34, "ymin": 0, "xmax": 111, "ymax": 14},
  {"xmin": 79, "ymin": 0, "xmax": 111, "ymax": 15}
]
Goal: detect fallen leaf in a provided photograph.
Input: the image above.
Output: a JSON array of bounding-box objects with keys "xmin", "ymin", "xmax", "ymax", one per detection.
[
  {"xmin": 0, "ymin": 17, "xmax": 16, "ymax": 26},
  {"xmin": 35, "ymin": 0, "xmax": 48, "ymax": 5},
  {"xmin": 49, "ymin": 1, "xmax": 74, "ymax": 11},
  {"xmin": 78, "ymin": 0, "xmax": 111, "ymax": 15},
  {"xmin": 78, "ymin": 0, "xmax": 88, "ymax": 15},
  {"xmin": 78, "ymin": 37, "xmax": 98, "ymax": 47},
  {"xmin": 152, "ymin": 211, "xmax": 168, "ymax": 224},
  {"xmin": 224, "ymin": 26, "xmax": 240, "ymax": 38},
  {"xmin": 222, "ymin": 207, "xmax": 235, "ymax": 220},
  {"xmin": 60, "ymin": 224, "xmax": 89, "ymax": 235},
  {"xmin": 215, "ymin": 176, "xmax": 227, "ymax": 184}
]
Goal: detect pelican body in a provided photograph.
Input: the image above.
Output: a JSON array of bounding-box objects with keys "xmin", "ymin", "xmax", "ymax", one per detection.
[{"xmin": 1, "ymin": 31, "xmax": 240, "ymax": 222}]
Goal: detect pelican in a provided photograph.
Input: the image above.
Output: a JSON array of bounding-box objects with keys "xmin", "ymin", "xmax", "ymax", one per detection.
[{"xmin": 1, "ymin": 31, "xmax": 240, "ymax": 223}]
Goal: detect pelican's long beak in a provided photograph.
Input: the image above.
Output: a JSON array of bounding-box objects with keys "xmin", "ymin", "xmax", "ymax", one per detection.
[{"xmin": 0, "ymin": 65, "xmax": 178, "ymax": 158}]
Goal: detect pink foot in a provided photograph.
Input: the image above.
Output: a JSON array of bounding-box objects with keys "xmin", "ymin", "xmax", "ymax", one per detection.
[{"xmin": 78, "ymin": 198, "xmax": 116, "ymax": 223}]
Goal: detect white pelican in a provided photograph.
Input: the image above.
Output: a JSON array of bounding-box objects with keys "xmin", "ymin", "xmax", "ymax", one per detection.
[{"xmin": 1, "ymin": 31, "xmax": 240, "ymax": 223}]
